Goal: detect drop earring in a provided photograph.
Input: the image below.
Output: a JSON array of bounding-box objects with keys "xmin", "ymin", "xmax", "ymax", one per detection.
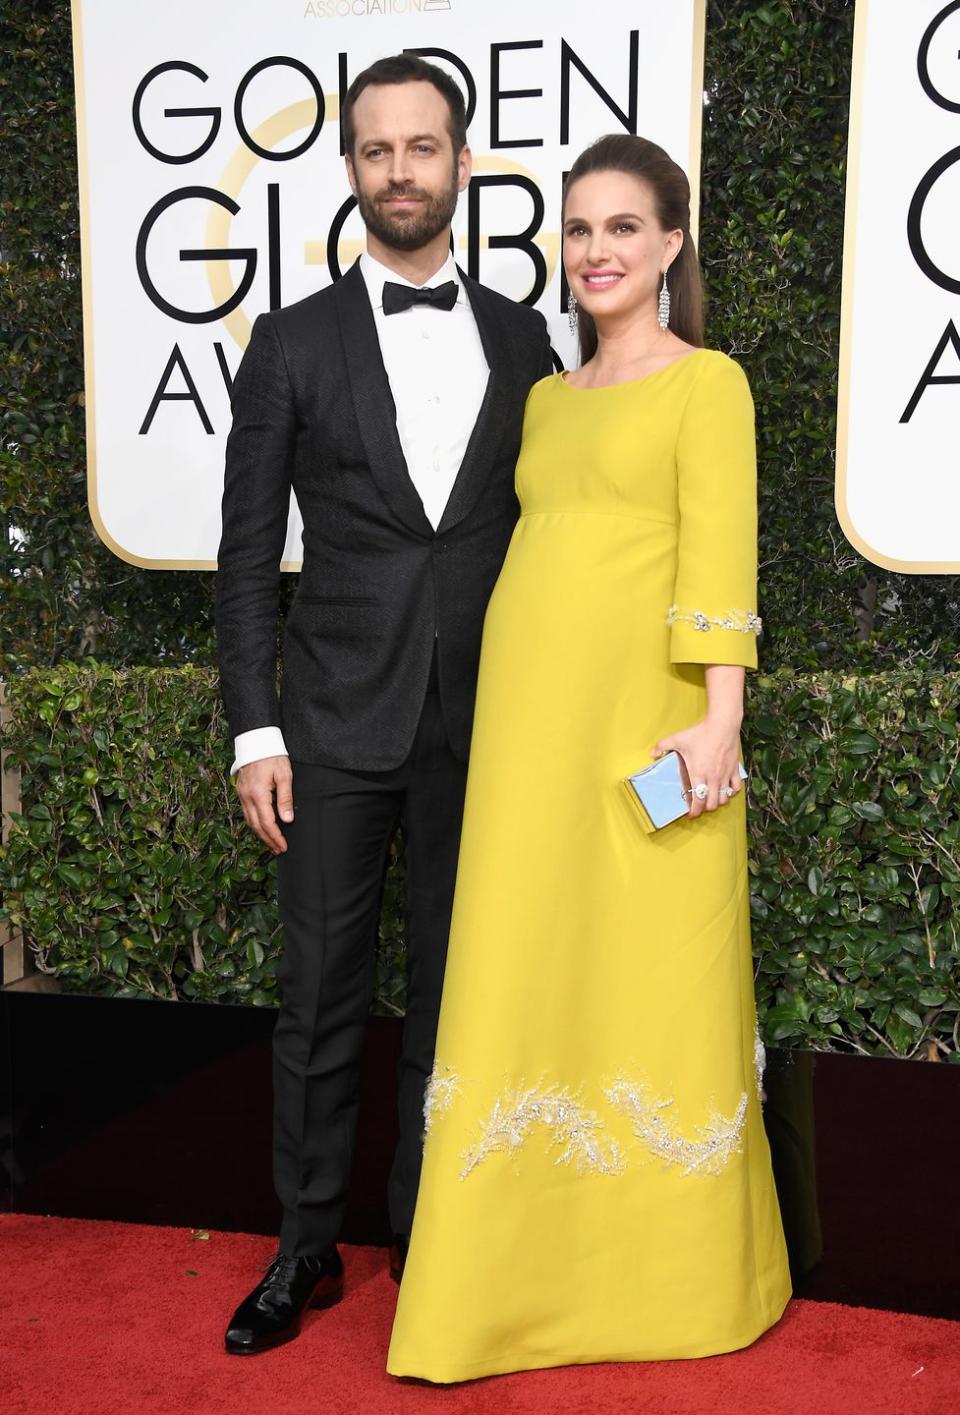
[
  {"xmin": 567, "ymin": 290, "xmax": 578, "ymax": 334},
  {"xmin": 657, "ymin": 270, "xmax": 671, "ymax": 332}
]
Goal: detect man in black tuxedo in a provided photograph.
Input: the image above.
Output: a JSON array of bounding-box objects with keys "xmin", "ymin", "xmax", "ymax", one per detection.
[{"xmin": 215, "ymin": 54, "xmax": 552, "ymax": 1354}]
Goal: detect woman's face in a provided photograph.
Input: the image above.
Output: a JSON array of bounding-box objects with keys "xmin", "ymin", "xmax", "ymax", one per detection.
[{"xmin": 562, "ymin": 170, "xmax": 682, "ymax": 326}]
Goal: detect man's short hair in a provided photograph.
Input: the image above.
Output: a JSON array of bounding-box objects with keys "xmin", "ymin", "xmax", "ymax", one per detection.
[{"xmin": 341, "ymin": 54, "xmax": 468, "ymax": 158}]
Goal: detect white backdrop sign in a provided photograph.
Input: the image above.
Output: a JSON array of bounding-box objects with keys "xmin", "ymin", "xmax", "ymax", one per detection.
[
  {"xmin": 71, "ymin": 0, "xmax": 706, "ymax": 568},
  {"xmin": 839, "ymin": 0, "xmax": 960, "ymax": 572}
]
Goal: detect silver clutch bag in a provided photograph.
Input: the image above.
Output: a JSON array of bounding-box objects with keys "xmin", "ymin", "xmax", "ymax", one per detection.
[{"xmin": 623, "ymin": 751, "xmax": 748, "ymax": 833}]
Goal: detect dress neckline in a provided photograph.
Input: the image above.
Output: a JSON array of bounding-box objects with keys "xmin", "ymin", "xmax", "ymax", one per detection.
[{"xmin": 557, "ymin": 347, "xmax": 710, "ymax": 393}]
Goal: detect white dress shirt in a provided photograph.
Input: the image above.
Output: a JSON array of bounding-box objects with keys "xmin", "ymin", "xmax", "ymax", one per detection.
[{"xmin": 231, "ymin": 251, "xmax": 489, "ymax": 774}]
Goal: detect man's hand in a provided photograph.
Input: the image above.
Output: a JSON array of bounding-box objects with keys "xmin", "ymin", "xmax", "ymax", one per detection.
[{"xmin": 235, "ymin": 756, "xmax": 294, "ymax": 855}]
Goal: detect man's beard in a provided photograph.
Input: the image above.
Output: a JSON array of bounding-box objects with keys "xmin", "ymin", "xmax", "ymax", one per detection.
[{"xmin": 357, "ymin": 169, "xmax": 459, "ymax": 252}]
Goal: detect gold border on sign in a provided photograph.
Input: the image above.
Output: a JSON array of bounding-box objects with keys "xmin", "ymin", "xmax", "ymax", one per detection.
[
  {"xmin": 835, "ymin": 0, "xmax": 960, "ymax": 574},
  {"xmin": 689, "ymin": 0, "xmax": 707, "ymax": 245}
]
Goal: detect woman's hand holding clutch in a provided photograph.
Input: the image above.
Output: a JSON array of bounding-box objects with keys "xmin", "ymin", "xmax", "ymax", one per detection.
[{"xmin": 651, "ymin": 714, "xmax": 743, "ymax": 819}]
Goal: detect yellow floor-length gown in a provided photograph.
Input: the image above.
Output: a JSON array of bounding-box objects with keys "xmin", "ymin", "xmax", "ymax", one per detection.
[{"xmin": 387, "ymin": 349, "xmax": 792, "ymax": 1383}]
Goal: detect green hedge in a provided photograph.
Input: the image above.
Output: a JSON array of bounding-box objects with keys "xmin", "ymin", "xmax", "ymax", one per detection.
[
  {"xmin": 3, "ymin": 0, "xmax": 958, "ymax": 674},
  {"xmin": 1, "ymin": 665, "xmax": 957, "ymax": 1059},
  {"xmin": 0, "ymin": 665, "xmax": 406, "ymax": 1013}
]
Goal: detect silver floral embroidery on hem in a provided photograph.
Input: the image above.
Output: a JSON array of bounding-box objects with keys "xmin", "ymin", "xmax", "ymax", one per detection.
[
  {"xmin": 459, "ymin": 1084, "xmax": 625, "ymax": 1181},
  {"xmin": 667, "ymin": 605, "xmax": 762, "ymax": 636},
  {"xmin": 423, "ymin": 1063, "xmax": 460, "ymax": 1136},
  {"xmin": 604, "ymin": 1078, "xmax": 747, "ymax": 1177}
]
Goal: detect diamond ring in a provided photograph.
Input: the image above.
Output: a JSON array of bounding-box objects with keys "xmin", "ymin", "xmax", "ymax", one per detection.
[
  {"xmin": 693, "ymin": 782, "xmax": 709, "ymax": 802},
  {"xmin": 719, "ymin": 785, "xmax": 733, "ymax": 800}
]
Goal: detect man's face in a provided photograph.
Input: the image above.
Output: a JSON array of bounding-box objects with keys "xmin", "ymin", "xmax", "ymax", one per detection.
[{"xmin": 346, "ymin": 80, "xmax": 471, "ymax": 252}]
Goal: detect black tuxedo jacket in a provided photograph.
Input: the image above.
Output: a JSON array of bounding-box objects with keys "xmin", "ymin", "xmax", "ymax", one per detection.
[{"xmin": 215, "ymin": 261, "xmax": 553, "ymax": 771}]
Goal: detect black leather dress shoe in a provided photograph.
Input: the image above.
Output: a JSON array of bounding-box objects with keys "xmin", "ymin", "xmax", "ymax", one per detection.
[
  {"xmin": 224, "ymin": 1248, "xmax": 344, "ymax": 1355},
  {"xmin": 389, "ymin": 1233, "xmax": 409, "ymax": 1285}
]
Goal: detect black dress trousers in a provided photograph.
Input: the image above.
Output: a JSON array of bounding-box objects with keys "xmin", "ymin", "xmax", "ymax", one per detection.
[{"xmin": 272, "ymin": 660, "xmax": 467, "ymax": 1256}]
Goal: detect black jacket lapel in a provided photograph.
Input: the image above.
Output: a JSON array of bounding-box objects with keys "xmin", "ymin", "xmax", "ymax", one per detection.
[
  {"xmin": 436, "ymin": 268, "xmax": 516, "ymax": 536},
  {"xmin": 333, "ymin": 262, "xmax": 433, "ymax": 538}
]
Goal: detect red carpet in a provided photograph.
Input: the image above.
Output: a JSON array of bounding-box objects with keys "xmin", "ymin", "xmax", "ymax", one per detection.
[{"xmin": 1, "ymin": 1215, "xmax": 956, "ymax": 1415}]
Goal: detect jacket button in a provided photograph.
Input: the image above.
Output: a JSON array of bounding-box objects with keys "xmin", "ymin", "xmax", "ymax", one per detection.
[{"xmin": 434, "ymin": 542, "xmax": 448, "ymax": 555}]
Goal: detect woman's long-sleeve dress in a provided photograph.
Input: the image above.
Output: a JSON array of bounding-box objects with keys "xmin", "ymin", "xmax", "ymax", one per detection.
[{"xmin": 387, "ymin": 350, "xmax": 791, "ymax": 1383}]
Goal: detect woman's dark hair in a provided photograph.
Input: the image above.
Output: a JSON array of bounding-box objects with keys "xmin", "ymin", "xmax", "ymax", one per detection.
[
  {"xmin": 341, "ymin": 54, "xmax": 468, "ymax": 159},
  {"xmin": 563, "ymin": 134, "xmax": 704, "ymax": 363}
]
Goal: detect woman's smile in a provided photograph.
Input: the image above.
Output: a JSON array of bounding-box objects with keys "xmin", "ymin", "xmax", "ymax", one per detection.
[{"xmin": 580, "ymin": 270, "xmax": 625, "ymax": 290}]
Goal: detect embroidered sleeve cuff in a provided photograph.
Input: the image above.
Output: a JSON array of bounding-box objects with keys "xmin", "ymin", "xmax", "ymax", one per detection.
[
  {"xmin": 231, "ymin": 726, "xmax": 289, "ymax": 775},
  {"xmin": 667, "ymin": 606, "xmax": 761, "ymax": 670}
]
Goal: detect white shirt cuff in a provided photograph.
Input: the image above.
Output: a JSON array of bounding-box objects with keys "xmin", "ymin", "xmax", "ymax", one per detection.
[{"xmin": 231, "ymin": 727, "xmax": 289, "ymax": 775}]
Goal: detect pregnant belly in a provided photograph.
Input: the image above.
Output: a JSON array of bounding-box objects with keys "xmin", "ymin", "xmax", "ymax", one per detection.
[
  {"xmin": 485, "ymin": 512, "xmax": 675, "ymax": 647},
  {"xmin": 470, "ymin": 512, "xmax": 705, "ymax": 797}
]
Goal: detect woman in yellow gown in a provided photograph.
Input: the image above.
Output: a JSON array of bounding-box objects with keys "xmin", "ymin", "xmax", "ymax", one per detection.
[{"xmin": 388, "ymin": 135, "xmax": 791, "ymax": 1383}]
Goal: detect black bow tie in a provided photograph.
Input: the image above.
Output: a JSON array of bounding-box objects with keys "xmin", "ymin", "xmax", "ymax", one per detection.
[{"xmin": 382, "ymin": 280, "xmax": 459, "ymax": 315}]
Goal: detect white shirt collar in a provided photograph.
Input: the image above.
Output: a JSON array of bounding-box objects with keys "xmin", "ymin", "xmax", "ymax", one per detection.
[{"xmin": 359, "ymin": 250, "xmax": 463, "ymax": 310}]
